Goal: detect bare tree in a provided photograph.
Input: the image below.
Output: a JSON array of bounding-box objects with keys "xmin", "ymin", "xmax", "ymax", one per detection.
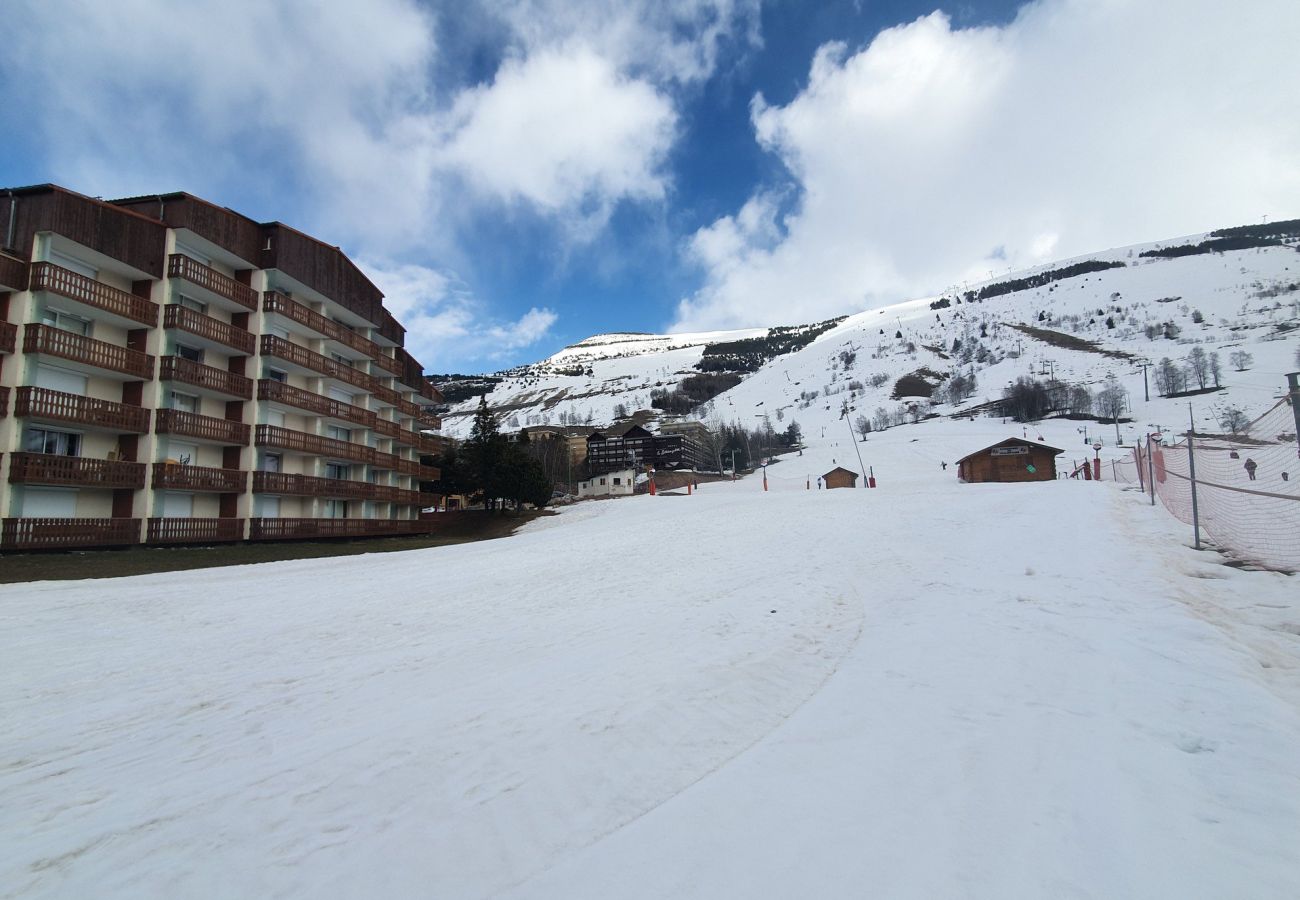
[
  {"xmin": 1186, "ymin": 346, "xmax": 1209, "ymax": 389},
  {"xmin": 1094, "ymin": 380, "xmax": 1127, "ymax": 442},
  {"xmin": 1210, "ymin": 352, "xmax": 1223, "ymax": 388},
  {"xmin": 872, "ymin": 407, "xmax": 891, "ymax": 432},
  {"xmin": 854, "ymin": 414, "xmax": 871, "ymax": 441},
  {"xmin": 1217, "ymin": 405, "xmax": 1249, "ymax": 434},
  {"xmin": 1229, "ymin": 349, "xmax": 1254, "ymax": 372}
]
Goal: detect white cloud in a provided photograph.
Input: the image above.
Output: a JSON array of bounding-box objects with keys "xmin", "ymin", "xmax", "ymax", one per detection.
[
  {"xmin": 361, "ymin": 260, "xmax": 557, "ymax": 370},
  {"xmin": 439, "ymin": 45, "xmax": 677, "ymax": 235},
  {"xmin": 674, "ymin": 1, "xmax": 1300, "ymax": 331}
]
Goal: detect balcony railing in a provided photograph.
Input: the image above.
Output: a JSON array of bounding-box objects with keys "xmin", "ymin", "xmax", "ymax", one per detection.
[
  {"xmin": 24, "ymin": 324, "xmax": 155, "ymax": 380},
  {"xmin": 0, "ymin": 253, "xmax": 27, "ymax": 292},
  {"xmin": 163, "ymin": 304, "xmax": 255, "ymax": 355},
  {"xmin": 1, "ymin": 517, "xmax": 140, "ymax": 550},
  {"xmin": 0, "ymin": 386, "xmax": 9, "ymax": 419},
  {"xmin": 259, "ymin": 335, "xmax": 377, "ymax": 394},
  {"xmin": 422, "ymin": 435, "xmax": 451, "ymax": 457},
  {"xmin": 255, "ymin": 424, "xmax": 375, "ymax": 464},
  {"xmin": 15, "ymin": 386, "xmax": 151, "ymax": 433},
  {"xmin": 168, "ymin": 254, "xmax": 257, "ymax": 311},
  {"xmin": 371, "ymin": 382, "xmax": 401, "ymax": 407},
  {"xmin": 257, "ymin": 379, "xmax": 376, "ymax": 429},
  {"xmin": 152, "ymin": 463, "xmax": 248, "ymax": 493},
  {"xmin": 248, "ymin": 517, "xmax": 429, "ymax": 541},
  {"xmin": 159, "ymin": 355, "xmax": 253, "ymax": 400},
  {"xmin": 146, "ymin": 518, "xmax": 245, "ymax": 544},
  {"xmin": 372, "ymin": 418, "xmax": 399, "ymax": 438},
  {"xmin": 418, "ymin": 410, "xmax": 442, "ymax": 430},
  {"xmin": 30, "ymin": 261, "xmax": 158, "ymax": 326},
  {"xmin": 262, "ymin": 291, "xmax": 391, "ymax": 362},
  {"xmin": 155, "ymin": 409, "xmax": 251, "ymax": 445},
  {"xmin": 253, "ymin": 470, "xmax": 373, "ymax": 500},
  {"xmin": 0, "ymin": 320, "xmax": 15, "ymax": 354},
  {"xmin": 8, "ymin": 452, "xmax": 146, "ymax": 489}
]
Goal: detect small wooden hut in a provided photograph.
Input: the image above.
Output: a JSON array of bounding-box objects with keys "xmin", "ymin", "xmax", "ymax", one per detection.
[
  {"xmin": 822, "ymin": 466, "xmax": 859, "ymax": 489},
  {"xmin": 956, "ymin": 438, "xmax": 1063, "ymax": 483}
]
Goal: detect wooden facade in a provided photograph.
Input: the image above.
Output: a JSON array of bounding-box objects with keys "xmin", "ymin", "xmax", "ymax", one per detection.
[
  {"xmin": 822, "ymin": 466, "xmax": 859, "ymax": 489},
  {"xmin": 956, "ymin": 438, "xmax": 1063, "ymax": 483}
]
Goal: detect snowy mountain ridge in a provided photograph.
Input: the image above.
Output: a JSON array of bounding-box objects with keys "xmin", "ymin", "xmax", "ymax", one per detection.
[{"xmin": 436, "ymin": 220, "xmax": 1300, "ymax": 439}]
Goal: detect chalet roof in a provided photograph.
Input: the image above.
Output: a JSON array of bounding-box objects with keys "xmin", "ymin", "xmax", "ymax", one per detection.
[
  {"xmin": 822, "ymin": 466, "xmax": 859, "ymax": 479},
  {"xmin": 590, "ymin": 423, "xmax": 653, "ymax": 440},
  {"xmin": 955, "ymin": 437, "xmax": 1064, "ymax": 465}
]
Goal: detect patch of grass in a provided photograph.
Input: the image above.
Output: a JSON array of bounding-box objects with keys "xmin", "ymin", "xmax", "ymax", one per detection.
[
  {"xmin": 0, "ymin": 511, "xmax": 553, "ymax": 585},
  {"xmin": 1007, "ymin": 323, "xmax": 1134, "ymax": 360}
]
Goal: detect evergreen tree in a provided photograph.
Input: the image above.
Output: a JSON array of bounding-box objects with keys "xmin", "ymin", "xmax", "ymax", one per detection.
[{"xmin": 464, "ymin": 397, "xmax": 506, "ymax": 512}]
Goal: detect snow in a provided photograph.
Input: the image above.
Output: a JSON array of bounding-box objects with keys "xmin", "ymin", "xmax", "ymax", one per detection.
[{"xmin": 4, "ymin": 419, "xmax": 1300, "ymax": 897}]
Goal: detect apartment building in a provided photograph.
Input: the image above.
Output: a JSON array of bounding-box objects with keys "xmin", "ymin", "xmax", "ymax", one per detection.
[
  {"xmin": 0, "ymin": 185, "xmax": 443, "ymax": 550},
  {"xmin": 585, "ymin": 423, "xmax": 707, "ymax": 475}
]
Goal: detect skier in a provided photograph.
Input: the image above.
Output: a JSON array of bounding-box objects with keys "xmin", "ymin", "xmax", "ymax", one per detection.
[{"xmin": 1243, "ymin": 457, "xmax": 1258, "ymax": 481}]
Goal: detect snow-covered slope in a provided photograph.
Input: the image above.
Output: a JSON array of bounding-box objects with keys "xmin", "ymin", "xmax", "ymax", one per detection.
[{"xmin": 439, "ymin": 227, "xmax": 1299, "ymax": 443}]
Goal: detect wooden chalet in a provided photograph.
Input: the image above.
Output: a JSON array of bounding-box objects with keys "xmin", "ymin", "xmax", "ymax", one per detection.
[
  {"xmin": 956, "ymin": 438, "xmax": 1063, "ymax": 483},
  {"xmin": 822, "ymin": 466, "xmax": 859, "ymax": 489}
]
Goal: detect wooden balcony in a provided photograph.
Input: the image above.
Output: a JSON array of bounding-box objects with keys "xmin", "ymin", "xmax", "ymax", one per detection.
[
  {"xmin": 371, "ymin": 484, "xmax": 424, "ymax": 504},
  {"xmin": 29, "ymin": 261, "xmax": 159, "ymax": 326},
  {"xmin": 257, "ymin": 379, "xmax": 376, "ymax": 429},
  {"xmin": 24, "ymin": 324, "xmax": 155, "ymax": 380},
  {"xmin": 168, "ymin": 254, "xmax": 257, "ymax": 311},
  {"xmin": 155, "ymin": 409, "xmax": 251, "ymax": 445},
  {"xmin": 248, "ymin": 517, "xmax": 428, "ymax": 541},
  {"xmin": 371, "ymin": 382, "xmax": 401, "ymax": 407},
  {"xmin": 163, "ymin": 304, "xmax": 255, "ymax": 355},
  {"xmin": 0, "ymin": 386, "xmax": 9, "ymax": 419},
  {"xmin": 0, "ymin": 253, "xmax": 27, "ymax": 292},
  {"xmin": 422, "ymin": 434, "xmax": 451, "ymax": 457},
  {"xmin": 15, "ymin": 386, "xmax": 152, "ymax": 433},
  {"xmin": 8, "ymin": 452, "xmax": 146, "ymax": 489},
  {"xmin": 0, "ymin": 320, "xmax": 15, "ymax": 354},
  {"xmin": 255, "ymin": 424, "xmax": 375, "ymax": 464},
  {"xmin": 259, "ymin": 335, "xmax": 377, "ymax": 394},
  {"xmin": 372, "ymin": 418, "xmax": 399, "ymax": 438},
  {"xmin": 146, "ymin": 518, "xmax": 245, "ymax": 544},
  {"xmin": 395, "ymin": 397, "xmax": 420, "ymax": 417},
  {"xmin": 152, "ymin": 463, "xmax": 248, "ymax": 493},
  {"xmin": 263, "ymin": 291, "xmax": 389, "ymax": 362},
  {"xmin": 418, "ymin": 410, "xmax": 443, "ymax": 430},
  {"xmin": 253, "ymin": 470, "xmax": 373, "ymax": 500},
  {"xmin": 159, "ymin": 355, "xmax": 253, "ymax": 399},
  {"xmin": 1, "ymin": 517, "xmax": 140, "ymax": 550}
]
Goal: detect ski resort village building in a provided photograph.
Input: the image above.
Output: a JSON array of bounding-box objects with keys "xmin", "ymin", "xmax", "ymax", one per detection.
[
  {"xmin": 0, "ymin": 184, "xmax": 443, "ymax": 550},
  {"xmin": 586, "ymin": 423, "xmax": 707, "ymax": 475},
  {"xmin": 956, "ymin": 438, "xmax": 1064, "ymax": 483},
  {"xmin": 822, "ymin": 466, "xmax": 859, "ymax": 489}
]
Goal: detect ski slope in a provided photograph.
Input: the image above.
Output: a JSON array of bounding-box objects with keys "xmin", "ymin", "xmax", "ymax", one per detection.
[{"xmin": 4, "ymin": 418, "xmax": 1299, "ymax": 898}]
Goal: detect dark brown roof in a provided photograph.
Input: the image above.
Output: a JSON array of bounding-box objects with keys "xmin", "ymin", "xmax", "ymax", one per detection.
[
  {"xmin": 956, "ymin": 437, "xmax": 1064, "ymax": 465},
  {"xmin": 822, "ymin": 466, "xmax": 859, "ymax": 479}
]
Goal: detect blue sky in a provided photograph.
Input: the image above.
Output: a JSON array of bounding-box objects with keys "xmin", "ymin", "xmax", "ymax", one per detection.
[{"xmin": 2, "ymin": 0, "xmax": 1297, "ymax": 374}]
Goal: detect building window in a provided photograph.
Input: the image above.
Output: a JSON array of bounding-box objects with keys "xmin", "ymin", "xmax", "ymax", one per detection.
[
  {"xmin": 326, "ymin": 425, "xmax": 351, "ymax": 443},
  {"xmin": 265, "ymin": 368, "xmax": 288, "ymax": 383},
  {"xmin": 176, "ymin": 294, "xmax": 207, "ymax": 315},
  {"xmin": 175, "ymin": 342, "xmax": 204, "ymax": 363},
  {"xmin": 41, "ymin": 309, "xmax": 91, "ymax": 336},
  {"xmin": 599, "ymin": 478, "xmax": 606, "ymax": 486},
  {"xmin": 170, "ymin": 391, "xmax": 200, "ymax": 413},
  {"xmin": 262, "ymin": 453, "xmax": 281, "ymax": 473},
  {"xmin": 325, "ymin": 462, "xmax": 349, "ymax": 480},
  {"xmin": 324, "ymin": 499, "xmax": 348, "ymax": 518},
  {"xmin": 613, "ymin": 477, "xmax": 621, "ymax": 485},
  {"xmin": 331, "ymin": 353, "xmax": 353, "ymax": 368},
  {"xmin": 24, "ymin": 427, "xmax": 81, "ymax": 457}
]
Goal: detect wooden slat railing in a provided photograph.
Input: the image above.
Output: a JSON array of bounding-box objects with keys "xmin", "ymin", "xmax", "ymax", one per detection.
[
  {"xmin": 259, "ymin": 335, "xmax": 378, "ymax": 394},
  {"xmin": 159, "ymin": 355, "xmax": 253, "ymax": 399},
  {"xmin": 255, "ymin": 424, "xmax": 376, "ymax": 464},
  {"xmin": 418, "ymin": 410, "xmax": 443, "ymax": 430},
  {"xmin": 15, "ymin": 387, "xmax": 152, "ymax": 433},
  {"xmin": 163, "ymin": 304, "xmax": 255, "ymax": 355},
  {"xmin": 0, "ymin": 517, "xmax": 140, "ymax": 550},
  {"xmin": 0, "ymin": 386, "xmax": 9, "ymax": 419},
  {"xmin": 0, "ymin": 253, "xmax": 27, "ymax": 292},
  {"xmin": 257, "ymin": 380, "xmax": 376, "ymax": 429},
  {"xmin": 168, "ymin": 254, "xmax": 257, "ymax": 310},
  {"xmin": 152, "ymin": 463, "xmax": 247, "ymax": 493},
  {"xmin": 253, "ymin": 470, "xmax": 372, "ymax": 500},
  {"xmin": 0, "ymin": 320, "xmax": 16, "ymax": 354},
  {"xmin": 146, "ymin": 518, "xmax": 245, "ymax": 544},
  {"xmin": 248, "ymin": 517, "xmax": 428, "ymax": 541},
  {"xmin": 29, "ymin": 262, "xmax": 158, "ymax": 325},
  {"xmin": 155, "ymin": 409, "xmax": 251, "ymax": 445},
  {"xmin": 8, "ymin": 452, "xmax": 146, "ymax": 489},
  {"xmin": 372, "ymin": 418, "xmax": 400, "ymax": 438},
  {"xmin": 262, "ymin": 291, "xmax": 390, "ymax": 361},
  {"xmin": 24, "ymin": 324, "xmax": 155, "ymax": 379}
]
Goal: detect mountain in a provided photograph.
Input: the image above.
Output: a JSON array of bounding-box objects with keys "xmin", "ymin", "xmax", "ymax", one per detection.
[{"xmin": 434, "ymin": 221, "xmax": 1300, "ymax": 443}]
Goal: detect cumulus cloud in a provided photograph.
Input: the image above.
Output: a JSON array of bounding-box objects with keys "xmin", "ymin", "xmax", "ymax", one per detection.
[
  {"xmin": 674, "ymin": 0, "xmax": 1300, "ymax": 332},
  {"xmin": 439, "ymin": 45, "xmax": 677, "ymax": 236},
  {"xmin": 361, "ymin": 260, "xmax": 557, "ymax": 370}
]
